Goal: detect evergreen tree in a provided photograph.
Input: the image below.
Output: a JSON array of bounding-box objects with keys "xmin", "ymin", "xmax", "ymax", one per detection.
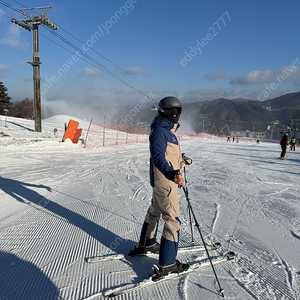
[{"xmin": 0, "ymin": 82, "xmax": 12, "ymax": 114}]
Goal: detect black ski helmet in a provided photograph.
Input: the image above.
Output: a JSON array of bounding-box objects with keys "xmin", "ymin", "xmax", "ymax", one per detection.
[
  {"xmin": 158, "ymin": 96, "xmax": 182, "ymax": 123},
  {"xmin": 159, "ymin": 96, "xmax": 182, "ymax": 110}
]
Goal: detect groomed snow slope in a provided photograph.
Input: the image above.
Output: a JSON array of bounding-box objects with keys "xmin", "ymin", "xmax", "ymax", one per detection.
[{"xmin": 0, "ymin": 116, "xmax": 300, "ymax": 300}]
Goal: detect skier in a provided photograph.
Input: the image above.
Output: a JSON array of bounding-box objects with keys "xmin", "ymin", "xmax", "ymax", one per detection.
[
  {"xmin": 290, "ymin": 136, "xmax": 296, "ymax": 151},
  {"xmin": 280, "ymin": 133, "xmax": 289, "ymax": 159},
  {"xmin": 129, "ymin": 96, "xmax": 189, "ymax": 277}
]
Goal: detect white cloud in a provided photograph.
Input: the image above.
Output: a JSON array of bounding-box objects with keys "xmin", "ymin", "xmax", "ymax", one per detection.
[
  {"xmin": 0, "ymin": 24, "xmax": 28, "ymax": 47},
  {"xmin": 230, "ymin": 66, "xmax": 300, "ymax": 85},
  {"xmin": 204, "ymin": 69, "xmax": 233, "ymax": 81},
  {"xmin": 81, "ymin": 83, "xmax": 95, "ymax": 90},
  {"xmin": 204, "ymin": 65, "xmax": 300, "ymax": 85},
  {"xmin": 0, "ymin": 64, "xmax": 10, "ymax": 77},
  {"xmin": 229, "ymin": 69, "xmax": 279, "ymax": 85},
  {"xmin": 124, "ymin": 67, "xmax": 146, "ymax": 75},
  {"xmin": 0, "ymin": 64, "xmax": 10, "ymax": 71},
  {"xmin": 81, "ymin": 67, "xmax": 100, "ymax": 77}
]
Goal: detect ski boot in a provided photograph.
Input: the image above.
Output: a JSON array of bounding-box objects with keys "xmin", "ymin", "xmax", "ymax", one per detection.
[
  {"xmin": 151, "ymin": 260, "xmax": 190, "ymax": 281},
  {"xmin": 128, "ymin": 242, "xmax": 160, "ymax": 257}
]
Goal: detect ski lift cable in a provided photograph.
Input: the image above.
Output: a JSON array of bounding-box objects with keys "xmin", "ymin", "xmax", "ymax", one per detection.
[
  {"xmin": 59, "ymin": 27, "xmax": 162, "ymax": 97},
  {"xmin": 38, "ymin": 31, "xmax": 125, "ymax": 78},
  {"xmin": 0, "ymin": 0, "xmax": 22, "ymax": 14},
  {"xmin": 42, "ymin": 26, "xmax": 149, "ymax": 97},
  {"xmin": 5, "ymin": 0, "xmax": 161, "ymax": 99},
  {"xmin": 1, "ymin": 1, "xmax": 150, "ymax": 98},
  {"xmin": 11, "ymin": 0, "xmax": 162, "ymax": 97},
  {"xmin": 0, "ymin": 8, "xmax": 14, "ymax": 18}
]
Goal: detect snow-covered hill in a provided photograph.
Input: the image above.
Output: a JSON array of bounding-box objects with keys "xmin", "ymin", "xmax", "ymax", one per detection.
[{"xmin": 0, "ymin": 115, "xmax": 300, "ymax": 300}]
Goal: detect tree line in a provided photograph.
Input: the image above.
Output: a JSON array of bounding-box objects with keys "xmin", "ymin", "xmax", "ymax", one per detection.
[{"xmin": 0, "ymin": 81, "xmax": 34, "ymax": 119}]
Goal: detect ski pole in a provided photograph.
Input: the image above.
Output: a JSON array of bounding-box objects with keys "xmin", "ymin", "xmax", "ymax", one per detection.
[
  {"xmin": 177, "ymin": 169, "xmax": 225, "ymax": 297},
  {"xmin": 181, "ymin": 153, "xmax": 194, "ymax": 244},
  {"xmin": 182, "ymin": 165, "xmax": 194, "ymax": 245}
]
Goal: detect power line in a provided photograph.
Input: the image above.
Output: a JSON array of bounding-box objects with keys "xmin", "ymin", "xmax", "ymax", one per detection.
[
  {"xmin": 59, "ymin": 27, "xmax": 162, "ymax": 97},
  {"xmin": 38, "ymin": 30, "xmax": 147, "ymax": 95},
  {"xmin": 1, "ymin": 0, "xmax": 161, "ymax": 99},
  {"xmin": 0, "ymin": 0, "xmax": 21, "ymax": 14},
  {"xmin": 42, "ymin": 25, "xmax": 149, "ymax": 97},
  {"xmin": 1, "ymin": 2, "xmax": 128, "ymax": 89},
  {"xmin": 12, "ymin": 0, "xmax": 161, "ymax": 96},
  {"xmin": 0, "ymin": 9, "xmax": 13, "ymax": 18},
  {"xmin": 11, "ymin": 0, "xmax": 26, "ymax": 7}
]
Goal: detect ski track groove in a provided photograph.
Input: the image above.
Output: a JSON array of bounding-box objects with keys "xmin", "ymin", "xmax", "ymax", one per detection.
[
  {"xmin": 227, "ymin": 256, "xmax": 296, "ymax": 300},
  {"xmin": 211, "ymin": 203, "xmax": 220, "ymax": 236},
  {"xmin": 1, "ymin": 210, "xmax": 67, "ymax": 258},
  {"xmin": 132, "ymin": 185, "xmax": 144, "ymax": 200},
  {"xmin": 185, "ymin": 143, "xmax": 300, "ymax": 299},
  {"xmin": 178, "ymin": 275, "xmax": 188, "ymax": 300},
  {"xmin": 290, "ymin": 230, "xmax": 300, "ymax": 240},
  {"xmin": 1, "ymin": 181, "xmax": 114, "ymax": 299},
  {"xmin": 270, "ymin": 245, "xmax": 297, "ymax": 300},
  {"xmin": 188, "ymin": 149, "xmax": 256, "ymax": 251},
  {"xmin": 2, "ymin": 140, "xmax": 300, "ymax": 299},
  {"xmin": 226, "ymin": 266, "xmax": 260, "ymax": 300}
]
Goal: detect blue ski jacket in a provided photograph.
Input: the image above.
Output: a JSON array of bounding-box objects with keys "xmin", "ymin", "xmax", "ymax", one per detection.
[{"xmin": 149, "ymin": 115, "xmax": 181, "ymax": 187}]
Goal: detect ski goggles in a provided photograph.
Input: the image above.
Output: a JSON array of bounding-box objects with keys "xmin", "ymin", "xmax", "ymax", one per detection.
[{"xmin": 159, "ymin": 107, "xmax": 182, "ymax": 116}]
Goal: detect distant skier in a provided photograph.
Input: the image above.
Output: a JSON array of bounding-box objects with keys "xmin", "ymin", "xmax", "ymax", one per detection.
[
  {"xmin": 280, "ymin": 133, "xmax": 289, "ymax": 159},
  {"xmin": 227, "ymin": 136, "xmax": 230, "ymax": 142},
  {"xmin": 129, "ymin": 96, "xmax": 189, "ymax": 277},
  {"xmin": 290, "ymin": 136, "xmax": 296, "ymax": 151}
]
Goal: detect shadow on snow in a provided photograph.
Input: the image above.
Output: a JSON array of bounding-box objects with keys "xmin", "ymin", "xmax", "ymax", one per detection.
[{"xmin": 0, "ymin": 251, "xmax": 59, "ymax": 300}]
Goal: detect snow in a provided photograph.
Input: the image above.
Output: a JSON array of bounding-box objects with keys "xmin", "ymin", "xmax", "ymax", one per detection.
[{"xmin": 0, "ymin": 115, "xmax": 300, "ymax": 300}]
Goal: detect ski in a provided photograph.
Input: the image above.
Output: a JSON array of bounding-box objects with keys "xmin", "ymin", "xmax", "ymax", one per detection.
[
  {"xmin": 102, "ymin": 251, "xmax": 235, "ymax": 298},
  {"xmin": 85, "ymin": 242, "xmax": 221, "ymax": 263}
]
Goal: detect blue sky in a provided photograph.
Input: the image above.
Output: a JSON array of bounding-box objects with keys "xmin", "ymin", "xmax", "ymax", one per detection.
[{"xmin": 1, "ymin": 0, "xmax": 300, "ymax": 116}]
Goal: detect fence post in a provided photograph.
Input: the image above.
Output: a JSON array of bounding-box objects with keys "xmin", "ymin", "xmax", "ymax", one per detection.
[
  {"xmin": 136, "ymin": 124, "xmax": 139, "ymax": 143},
  {"xmin": 84, "ymin": 117, "xmax": 93, "ymax": 148},
  {"xmin": 126, "ymin": 122, "xmax": 129, "ymax": 144},
  {"xmin": 116, "ymin": 121, "xmax": 119, "ymax": 145},
  {"xmin": 103, "ymin": 116, "xmax": 105, "ymax": 147}
]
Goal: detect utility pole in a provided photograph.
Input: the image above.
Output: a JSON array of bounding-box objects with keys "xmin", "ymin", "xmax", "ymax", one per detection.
[
  {"xmin": 28, "ymin": 22, "xmax": 42, "ymax": 132},
  {"xmin": 11, "ymin": 6, "xmax": 59, "ymax": 132}
]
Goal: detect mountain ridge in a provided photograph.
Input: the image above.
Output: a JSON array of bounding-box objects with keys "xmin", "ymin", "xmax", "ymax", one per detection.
[{"xmin": 92, "ymin": 91, "xmax": 300, "ymax": 133}]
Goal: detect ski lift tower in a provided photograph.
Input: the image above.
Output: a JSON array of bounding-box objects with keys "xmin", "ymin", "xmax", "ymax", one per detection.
[
  {"xmin": 199, "ymin": 114, "xmax": 208, "ymax": 133},
  {"xmin": 291, "ymin": 119, "xmax": 300, "ymax": 137},
  {"xmin": 12, "ymin": 6, "xmax": 59, "ymax": 132}
]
